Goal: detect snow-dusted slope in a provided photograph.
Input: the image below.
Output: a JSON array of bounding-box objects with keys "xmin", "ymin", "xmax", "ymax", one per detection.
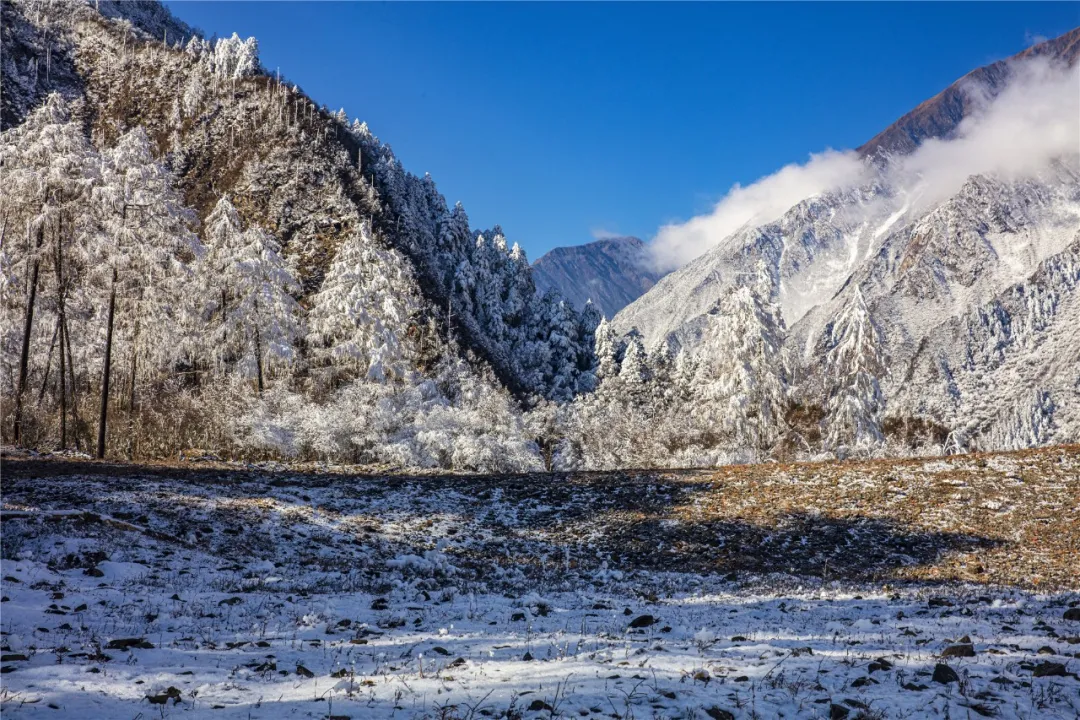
[
  {"xmin": 858, "ymin": 27, "xmax": 1080, "ymax": 159},
  {"xmin": 605, "ymin": 28, "xmax": 1080, "ymax": 458},
  {"xmin": 615, "ymin": 184, "xmax": 896, "ymax": 346},
  {"xmin": 0, "ymin": 0, "xmax": 598, "ymax": 406},
  {"xmin": 532, "ymin": 236, "xmax": 665, "ymax": 317},
  {"xmin": 792, "ymin": 165, "xmax": 1080, "ymax": 451}
]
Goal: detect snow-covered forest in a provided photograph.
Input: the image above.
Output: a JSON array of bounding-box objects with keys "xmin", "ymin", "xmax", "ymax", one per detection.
[{"xmin": 2, "ymin": 0, "xmax": 1077, "ymax": 473}]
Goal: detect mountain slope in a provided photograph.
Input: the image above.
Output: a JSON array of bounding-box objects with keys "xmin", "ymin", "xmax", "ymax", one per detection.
[
  {"xmin": 531, "ymin": 236, "xmax": 665, "ymax": 317},
  {"xmin": 0, "ymin": 0, "xmax": 604, "ymax": 470},
  {"xmin": 596, "ymin": 28, "xmax": 1080, "ymax": 463},
  {"xmin": 1, "ymin": 0, "xmax": 597, "ymax": 403},
  {"xmin": 616, "ymin": 29, "xmax": 1080, "ymax": 350},
  {"xmin": 858, "ymin": 27, "xmax": 1080, "ymax": 159}
]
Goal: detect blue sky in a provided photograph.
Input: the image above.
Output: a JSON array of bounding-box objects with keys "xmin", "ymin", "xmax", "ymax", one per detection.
[{"xmin": 165, "ymin": 1, "xmax": 1079, "ymax": 261}]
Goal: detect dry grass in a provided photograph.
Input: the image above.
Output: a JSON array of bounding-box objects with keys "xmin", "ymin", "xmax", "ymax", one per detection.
[{"xmin": 2, "ymin": 444, "xmax": 1077, "ymax": 590}]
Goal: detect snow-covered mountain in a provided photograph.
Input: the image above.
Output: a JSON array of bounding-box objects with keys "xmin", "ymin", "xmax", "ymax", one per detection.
[
  {"xmin": 531, "ymin": 236, "xmax": 665, "ymax": 317},
  {"xmin": 600, "ymin": 29, "xmax": 1080, "ymax": 460},
  {"xmin": 0, "ymin": 0, "xmax": 602, "ymax": 470},
  {"xmin": 857, "ymin": 27, "xmax": 1080, "ymax": 159},
  {"xmin": 3, "ymin": 0, "xmax": 1075, "ymax": 470}
]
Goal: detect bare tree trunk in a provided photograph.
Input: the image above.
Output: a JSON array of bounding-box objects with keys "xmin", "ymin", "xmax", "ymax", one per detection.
[
  {"xmin": 36, "ymin": 320, "xmax": 59, "ymax": 406},
  {"xmin": 58, "ymin": 306, "xmax": 67, "ymax": 449},
  {"xmin": 96, "ymin": 268, "xmax": 117, "ymax": 459},
  {"xmin": 63, "ymin": 316, "xmax": 82, "ymax": 451},
  {"xmin": 254, "ymin": 324, "xmax": 264, "ymax": 394},
  {"xmin": 126, "ymin": 324, "xmax": 138, "ymax": 460},
  {"xmin": 12, "ymin": 223, "xmax": 44, "ymax": 442},
  {"xmin": 54, "ymin": 216, "xmax": 68, "ymax": 450}
]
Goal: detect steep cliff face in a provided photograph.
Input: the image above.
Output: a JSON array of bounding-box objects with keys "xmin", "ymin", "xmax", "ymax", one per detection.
[{"xmin": 531, "ymin": 236, "xmax": 664, "ymax": 318}]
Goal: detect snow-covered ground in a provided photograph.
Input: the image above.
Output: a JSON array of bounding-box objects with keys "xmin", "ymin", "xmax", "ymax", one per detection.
[{"xmin": 2, "ymin": 450, "xmax": 1079, "ymax": 718}]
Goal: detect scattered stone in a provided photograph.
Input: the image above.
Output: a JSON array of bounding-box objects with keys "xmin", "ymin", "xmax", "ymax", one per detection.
[
  {"xmin": 1032, "ymin": 661, "xmax": 1068, "ymax": 678},
  {"xmin": 218, "ymin": 597, "xmax": 242, "ymax": 606},
  {"xmin": 1037, "ymin": 646, "xmax": 1056, "ymax": 655},
  {"xmin": 528, "ymin": 700, "xmax": 553, "ymax": 713},
  {"xmin": 1063, "ymin": 608, "xmax": 1080, "ymax": 622},
  {"xmin": 1, "ymin": 654, "xmax": 28, "ymax": 662},
  {"xmin": 705, "ymin": 708, "xmax": 735, "ymax": 720},
  {"xmin": 105, "ymin": 638, "xmax": 153, "ymax": 650},
  {"xmin": 522, "ymin": 651, "xmax": 533, "ymax": 661},
  {"xmin": 902, "ymin": 682, "xmax": 929, "ymax": 691},
  {"xmin": 511, "ymin": 612, "xmax": 526, "ymax": 622},
  {"xmin": 629, "ymin": 614, "xmax": 656, "ymax": 628},
  {"xmin": 371, "ymin": 598, "xmax": 389, "ymax": 611},
  {"xmin": 432, "ymin": 646, "xmax": 450, "ymax": 656},
  {"xmin": 933, "ymin": 663, "xmax": 960, "ymax": 684},
  {"xmin": 941, "ymin": 644, "xmax": 976, "ymax": 658},
  {"xmin": 295, "ymin": 664, "xmax": 315, "ymax": 678},
  {"xmin": 829, "ymin": 705, "xmax": 850, "ymax": 720},
  {"xmin": 145, "ymin": 687, "xmax": 182, "ymax": 705}
]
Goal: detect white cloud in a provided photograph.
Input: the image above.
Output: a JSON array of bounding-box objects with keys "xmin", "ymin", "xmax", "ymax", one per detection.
[
  {"xmin": 648, "ymin": 150, "xmax": 870, "ymax": 272},
  {"xmin": 894, "ymin": 57, "xmax": 1080, "ymax": 213},
  {"xmin": 646, "ymin": 56, "xmax": 1080, "ymax": 274}
]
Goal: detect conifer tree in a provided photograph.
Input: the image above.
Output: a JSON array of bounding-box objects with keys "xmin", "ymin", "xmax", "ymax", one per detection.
[
  {"xmin": 201, "ymin": 196, "xmax": 304, "ymax": 393},
  {"xmin": 823, "ymin": 287, "xmax": 887, "ymax": 455},
  {"xmin": 308, "ymin": 223, "xmax": 418, "ymax": 385}
]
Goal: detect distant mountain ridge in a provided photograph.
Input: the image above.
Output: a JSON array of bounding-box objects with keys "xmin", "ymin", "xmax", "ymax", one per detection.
[
  {"xmin": 858, "ymin": 27, "xmax": 1080, "ymax": 159},
  {"xmin": 532, "ymin": 236, "xmax": 665, "ymax": 317}
]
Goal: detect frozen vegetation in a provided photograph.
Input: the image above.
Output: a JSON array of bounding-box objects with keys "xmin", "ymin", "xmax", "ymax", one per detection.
[
  {"xmin": 2, "ymin": 446, "xmax": 1079, "ymax": 718},
  {"xmin": 1, "ymin": 1, "xmax": 1077, "ymax": 473}
]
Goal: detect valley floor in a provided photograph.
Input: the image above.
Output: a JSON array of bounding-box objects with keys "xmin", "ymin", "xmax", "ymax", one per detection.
[{"xmin": 0, "ymin": 446, "xmax": 1078, "ymax": 718}]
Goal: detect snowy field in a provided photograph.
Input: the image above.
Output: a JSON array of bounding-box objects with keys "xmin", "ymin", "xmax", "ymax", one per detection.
[{"xmin": 1, "ymin": 447, "xmax": 1079, "ymax": 719}]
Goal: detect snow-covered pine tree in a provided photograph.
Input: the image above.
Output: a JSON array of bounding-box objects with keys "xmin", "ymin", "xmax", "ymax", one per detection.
[
  {"xmin": 211, "ymin": 33, "xmax": 260, "ymax": 79},
  {"xmin": 689, "ymin": 284, "xmax": 788, "ymax": 457},
  {"xmin": 822, "ymin": 286, "xmax": 887, "ymax": 456},
  {"xmin": 307, "ymin": 222, "xmax": 419, "ymax": 386},
  {"xmin": 539, "ymin": 290, "xmax": 581, "ymax": 402},
  {"xmin": 92, "ymin": 126, "xmax": 202, "ymax": 457},
  {"xmin": 592, "ymin": 317, "xmax": 623, "ymax": 385},
  {"xmin": 201, "ymin": 195, "xmax": 303, "ymax": 393},
  {"xmin": 573, "ymin": 300, "xmax": 602, "ymax": 393},
  {"xmin": 0, "ymin": 93, "xmax": 98, "ymax": 446},
  {"xmin": 619, "ymin": 331, "xmax": 651, "ymax": 396}
]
